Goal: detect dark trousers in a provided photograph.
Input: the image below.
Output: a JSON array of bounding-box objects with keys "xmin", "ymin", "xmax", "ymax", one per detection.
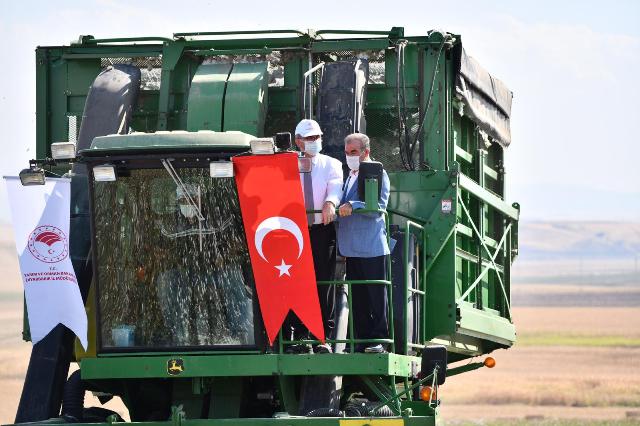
[
  {"xmin": 284, "ymin": 223, "xmax": 337, "ymax": 340},
  {"xmin": 347, "ymin": 255, "xmax": 389, "ymax": 341}
]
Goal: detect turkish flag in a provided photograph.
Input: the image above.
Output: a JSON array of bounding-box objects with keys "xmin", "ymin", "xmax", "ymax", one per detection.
[{"xmin": 233, "ymin": 152, "xmax": 325, "ymax": 344}]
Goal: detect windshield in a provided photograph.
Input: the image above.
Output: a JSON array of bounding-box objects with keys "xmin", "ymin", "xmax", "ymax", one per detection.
[{"xmin": 92, "ymin": 165, "xmax": 256, "ymax": 350}]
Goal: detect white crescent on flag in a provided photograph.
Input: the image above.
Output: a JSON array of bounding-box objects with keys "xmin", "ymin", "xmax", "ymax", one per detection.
[{"xmin": 254, "ymin": 216, "xmax": 303, "ymax": 262}]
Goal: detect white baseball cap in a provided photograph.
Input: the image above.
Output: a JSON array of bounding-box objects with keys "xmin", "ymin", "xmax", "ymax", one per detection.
[{"xmin": 295, "ymin": 119, "xmax": 323, "ymax": 138}]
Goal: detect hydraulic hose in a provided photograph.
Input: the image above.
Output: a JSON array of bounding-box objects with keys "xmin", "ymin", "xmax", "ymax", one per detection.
[
  {"xmin": 306, "ymin": 407, "xmax": 344, "ymax": 417},
  {"xmin": 344, "ymin": 401, "xmax": 394, "ymax": 417},
  {"xmin": 61, "ymin": 370, "xmax": 84, "ymax": 421}
]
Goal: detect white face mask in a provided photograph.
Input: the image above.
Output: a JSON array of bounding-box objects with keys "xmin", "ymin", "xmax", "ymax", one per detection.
[
  {"xmin": 179, "ymin": 204, "xmax": 197, "ymax": 219},
  {"xmin": 304, "ymin": 139, "xmax": 322, "ymax": 156},
  {"xmin": 346, "ymin": 154, "xmax": 360, "ymax": 171}
]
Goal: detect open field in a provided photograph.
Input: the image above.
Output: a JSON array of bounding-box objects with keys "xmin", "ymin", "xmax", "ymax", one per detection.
[{"xmin": 440, "ymin": 307, "xmax": 640, "ymax": 423}]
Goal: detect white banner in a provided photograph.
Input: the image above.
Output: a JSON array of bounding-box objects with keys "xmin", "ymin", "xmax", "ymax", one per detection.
[{"xmin": 4, "ymin": 176, "xmax": 88, "ymax": 349}]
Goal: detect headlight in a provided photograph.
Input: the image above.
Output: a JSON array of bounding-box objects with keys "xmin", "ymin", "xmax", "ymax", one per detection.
[
  {"xmin": 19, "ymin": 167, "xmax": 45, "ymax": 186},
  {"xmin": 209, "ymin": 161, "xmax": 234, "ymax": 178},
  {"xmin": 93, "ymin": 165, "xmax": 116, "ymax": 182},
  {"xmin": 51, "ymin": 142, "xmax": 77, "ymax": 160},
  {"xmin": 250, "ymin": 138, "xmax": 275, "ymax": 155}
]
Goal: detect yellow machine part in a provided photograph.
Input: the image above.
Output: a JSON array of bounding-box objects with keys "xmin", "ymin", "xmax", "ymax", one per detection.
[{"xmin": 74, "ymin": 282, "xmax": 96, "ymax": 360}]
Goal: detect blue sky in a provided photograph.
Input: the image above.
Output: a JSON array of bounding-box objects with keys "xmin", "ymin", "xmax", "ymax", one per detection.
[{"xmin": 1, "ymin": 0, "xmax": 639, "ymax": 221}]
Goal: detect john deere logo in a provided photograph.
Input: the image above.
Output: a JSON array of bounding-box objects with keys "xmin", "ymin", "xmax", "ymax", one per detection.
[{"xmin": 167, "ymin": 358, "xmax": 184, "ymax": 376}]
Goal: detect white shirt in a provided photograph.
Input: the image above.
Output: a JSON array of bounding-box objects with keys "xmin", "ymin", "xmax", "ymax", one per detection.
[
  {"xmin": 344, "ymin": 170, "xmax": 358, "ymax": 196},
  {"xmin": 299, "ymin": 153, "xmax": 343, "ymax": 225}
]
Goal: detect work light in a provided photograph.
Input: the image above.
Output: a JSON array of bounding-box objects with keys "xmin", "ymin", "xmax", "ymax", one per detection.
[
  {"xmin": 93, "ymin": 165, "xmax": 116, "ymax": 182},
  {"xmin": 51, "ymin": 142, "xmax": 77, "ymax": 160},
  {"xmin": 19, "ymin": 167, "xmax": 45, "ymax": 186},
  {"xmin": 209, "ymin": 161, "xmax": 234, "ymax": 178},
  {"xmin": 250, "ymin": 138, "xmax": 275, "ymax": 155}
]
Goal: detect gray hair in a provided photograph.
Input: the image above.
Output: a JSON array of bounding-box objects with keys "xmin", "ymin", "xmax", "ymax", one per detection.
[{"xmin": 344, "ymin": 133, "xmax": 370, "ymax": 151}]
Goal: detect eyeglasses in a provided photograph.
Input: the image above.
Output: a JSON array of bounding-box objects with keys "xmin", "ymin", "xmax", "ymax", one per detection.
[{"xmin": 300, "ymin": 135, "xmax": 321, "ymax": 142}]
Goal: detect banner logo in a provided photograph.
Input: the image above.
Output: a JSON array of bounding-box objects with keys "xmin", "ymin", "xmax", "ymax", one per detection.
[{"xmin": 28, "ymin": 225, "xmax": 69, "ymax": 263}]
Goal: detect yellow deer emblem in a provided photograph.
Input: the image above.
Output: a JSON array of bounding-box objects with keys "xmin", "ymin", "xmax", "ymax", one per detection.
[{"xmin": 167, "ymin": 359, "xmax": 184, "ymax": 375}]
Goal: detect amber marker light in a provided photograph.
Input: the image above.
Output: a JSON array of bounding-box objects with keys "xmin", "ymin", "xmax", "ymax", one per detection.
[
  {"xmin": 419, "ymin": 386, "xmax": 437, "ymax": 401},
  {"xmin": 484, "ymin": 357, "xmax": 496, "ymax": 368}
]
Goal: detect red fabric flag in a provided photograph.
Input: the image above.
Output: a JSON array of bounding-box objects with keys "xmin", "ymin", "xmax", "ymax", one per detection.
[{"xmin": 232, "ymin": 152, "xmax": 325, "ymax": 344}]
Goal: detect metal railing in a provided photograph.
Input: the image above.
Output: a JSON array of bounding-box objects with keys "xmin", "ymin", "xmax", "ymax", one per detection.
[
  {"xmin": 277, "ymin": 207, "xmax": 395, "ymax": 354},
  {"xmin": 277, "ymin": 189, "xmax": 429, "ymax": 356}
]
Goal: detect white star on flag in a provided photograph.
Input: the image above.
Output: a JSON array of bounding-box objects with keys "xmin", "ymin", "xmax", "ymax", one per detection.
[{"xmin": 274, "ymin": 259, "xmax": 292, "ymax": 277}]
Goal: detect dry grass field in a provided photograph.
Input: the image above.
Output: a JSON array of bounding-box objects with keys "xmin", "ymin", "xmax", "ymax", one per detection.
[{"xmin": 441, "ymin": 307, "xmax": 640, "ymax": 423}]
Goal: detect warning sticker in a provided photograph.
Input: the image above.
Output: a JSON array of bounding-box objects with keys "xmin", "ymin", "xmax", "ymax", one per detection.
[{"xmin": 441, "ymin": 199, "xmax": 452, "ymax": 214}]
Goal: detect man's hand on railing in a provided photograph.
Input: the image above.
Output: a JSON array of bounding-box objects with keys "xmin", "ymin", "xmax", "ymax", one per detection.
[
  {"xmin": 338, "ymin": 202, "xmax": 353, "ymax": 217},
  {"xmin": 322, "ymin": 201, "xmax": 337, "ymax": 224}
]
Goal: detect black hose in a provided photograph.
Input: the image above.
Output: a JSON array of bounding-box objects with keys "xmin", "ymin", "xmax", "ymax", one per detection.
[
  {"xmin": 365, "ymin": 402, "xmax": 394, "ymax": 417},
  {"xmin": 306, "ymin": 407, "xmax": 344, "ymax": 417},
  {"xmin": 344, "ymin": 401, "xmax": 395, "ymax": 417},
  {"xmin": 61, "ymin": 370, "xmax": 84, "ymax": 421}
]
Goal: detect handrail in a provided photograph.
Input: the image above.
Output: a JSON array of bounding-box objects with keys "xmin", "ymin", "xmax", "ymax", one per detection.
[
  {"xmin": 403, "ymin": 220, "xmax": 426, "ymax": 355},
  {"xmin": 82, "ymin": 37, "xmax": 173, "ymax": 44},
  {"xmin": 174, "ymin": 30, "xmax": 307, "ymax": 38},
  {"xmin": 279, "ymin": 207, "xmax": 395, "ymax": 354},
  {"xmin": 316, "ymin": 30, "xmax": 396, "ymax": 36}
]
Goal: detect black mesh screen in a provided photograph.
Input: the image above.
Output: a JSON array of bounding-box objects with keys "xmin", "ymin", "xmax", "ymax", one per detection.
[
  {"xmin": 309, "ymin": 49, "xmax": 423, "ymax": 172},
  {"xmin": 366, "ymin": 108, "xmax": 421, "ymax": 172},
  {"xmin": 100, "ymin": 56, "xmax": 162, "ymax": 68},
  {"xmin": 264, "ymin": 111, "xmax": 298, "ymax": 140}
]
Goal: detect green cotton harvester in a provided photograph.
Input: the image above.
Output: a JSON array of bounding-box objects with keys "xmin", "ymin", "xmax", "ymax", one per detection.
[{"xmin": 11, "ymin": 28, "xmax": 519, "ymax": 425}]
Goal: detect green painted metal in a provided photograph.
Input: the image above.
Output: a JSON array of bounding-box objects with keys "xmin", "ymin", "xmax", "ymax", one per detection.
[
  {"xmin": 223, "ymin": 62, "xmax": 269, "ymax": 136},
  {"xmin": 85, "ymin": 130, "xmax": 253, "ymax": 154},
  {"xmin": 175, "ymin": 30, "xmax": 307, "ymax": 38},
  {"xmin": 187, "ymin": 64, "xmax": 233, "ymax": 131},
  {"xmin": 80, "ymin": 354, "xmax": 419, "ymax": 380},
  {"xmin": 2, "ymin": 415, "xmax": 438, "ymax": 426},
  {"xmin": 446, "ymin": 361, "xmax": 484, "ymax": 377}
]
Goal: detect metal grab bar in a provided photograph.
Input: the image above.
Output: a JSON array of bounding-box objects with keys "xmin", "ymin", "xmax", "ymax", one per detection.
[
  {"xmin": 174, "ymin": 30, "xmax": 307, "ymax": 38},
  {"xmin": 315, "ymin": 29, "xmax": 400, "ymax": 37},
  {"xmin": 81, "ymin": 36, "xmax": 173, "ymax": 44},
  {"xmin": 402, "ymin": 220, "xmax": 427, "ymax": 355}
]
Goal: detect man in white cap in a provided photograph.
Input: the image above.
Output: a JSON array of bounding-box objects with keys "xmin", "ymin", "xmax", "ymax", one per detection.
[{"xmin": 285, "ymin": 119, "xmax": 343, "ymax": 353}]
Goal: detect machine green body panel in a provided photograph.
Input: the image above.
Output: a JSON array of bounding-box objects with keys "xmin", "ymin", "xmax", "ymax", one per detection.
[
  {"xmin": 2, "ymin": 416, "xmax": 438, "ymax": 426},
  {"xmin": 80, "ymin": 353, "xmax": 419, "ymax": 380},
  {"xmin": 187, "ymin": 63, "xmax": 233, "ymax": 131},
  {"xmin": 85, "ymin": 130, "xmax": 253, "ymax": 154},
  {"xmin": 223, "ymin": 62, "xmax": 269, "ymax": 136}
]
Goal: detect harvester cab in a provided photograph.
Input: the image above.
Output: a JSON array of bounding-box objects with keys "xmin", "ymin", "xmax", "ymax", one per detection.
[{"xmin": 11, "ymin": 28, "xmax": 519, "ymax": 424}]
